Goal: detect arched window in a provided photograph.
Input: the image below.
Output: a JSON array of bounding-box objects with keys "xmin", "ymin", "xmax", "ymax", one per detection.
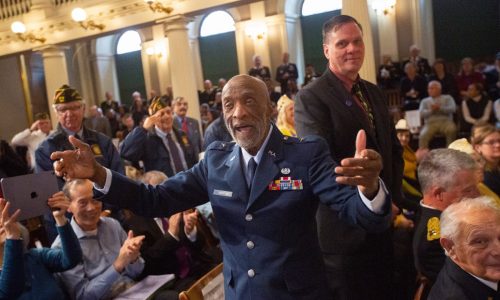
[
  {"xmin": 301, "ymin": 0, "xmax": 341, "ymax": 16},
  {"xmin": 198, "ymin": 10, "xmax": 238, "ymax": 85},
  {"xmin": 200, "ymin": 10, "xmax": 235, "ymax": 37},
  {"xmin": 116, "ymin": 30, "xmax": 142, "ymax": 54}
]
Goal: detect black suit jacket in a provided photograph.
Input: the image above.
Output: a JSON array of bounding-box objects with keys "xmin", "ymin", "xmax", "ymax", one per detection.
[
  {"xmin": 295, "ymin": 68, "xmax": 403, "ymax": 298},
  {"xmin": 429, "ymin": 258, "xmax": 499, "ymax": 300},
  {"xmin": 123, "ymin": 214, "xmax": 213, "ymax": 278}
]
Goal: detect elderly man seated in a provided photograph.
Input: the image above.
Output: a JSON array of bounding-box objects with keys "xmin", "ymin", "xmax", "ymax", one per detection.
[
  {"xmin": 418, "ymin": 81, "xmax": 457, "ymax": 149},
  {"xmin": 52, "ymin": 179, "xmax": 145, "ymax": 300},
  {"xmin": 413, "ymin": 149, "xmax": 481, "ymax": 287},
  {"xmin": 428, "ymin": 196, "xmax": 500, "ymax": 299}
]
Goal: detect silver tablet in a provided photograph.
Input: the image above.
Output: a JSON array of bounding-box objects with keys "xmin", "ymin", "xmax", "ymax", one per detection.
[{"xmin": 1, "ymin": 171, "xmax": 59, "ymax": 220}]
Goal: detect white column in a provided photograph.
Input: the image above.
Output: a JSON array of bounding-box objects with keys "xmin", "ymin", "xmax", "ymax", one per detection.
[
  {"xmin": 92, "ymin": 54, "xmax": 120, "ymax": 103},
  {"xmin": 164, "ymin": 16, "xmax": 201, "ymax": 121},
  {"xmin": 375, "ymin": 5, "xmax": 399, "ymax": 61},
  {"xmin": 249, "ymin": 2, "xmax": 271, "ymax": 71},
  {"xmin": 234, "ymin": 21, "xmax": 250, "ymax": 75},
  {"xmin": 410, "ymin": 0, "xmax": 435, "ymax": 62},
  {"xmin": 342, "ymin": 0, "xmax": 377, "ymax": 83},
  {"xmin": 38, "ymin": 45, "xmax": 70, "ymax": 128},
  {"xmin": 74, "ymin": 42, "xmax": 97, "ymax": 109},
  {"xmin": 284, "ymin": 15, "xmax": 305, "ymax": 84}
]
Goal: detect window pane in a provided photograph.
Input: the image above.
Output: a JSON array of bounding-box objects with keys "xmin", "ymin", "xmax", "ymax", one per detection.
[
  {"xmin": 301, "ymin": 0, "xmax": 341, "ymax": 16},
  {"xmin": 116, "ymin": 30, "xmax": 142, "ymax": 54},
  {"xmin": 200, "ymin": 10, "xmax": 235, "ymax": 37}
]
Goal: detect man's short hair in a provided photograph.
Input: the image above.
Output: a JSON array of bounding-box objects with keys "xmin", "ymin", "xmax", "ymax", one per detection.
[
  {"xmin": 34, "ymin": 112, "xmax": 50, "ymax": 121},
  {"xmin": 417, "ymin": 149, "xmax": 478, "ymax": 193},
  {"xmin": 322, "ymin": 15, "xmax": 363, "ymax": 43},
  {"xmin": 172, "ymin": 96, "xmax": 185, "ymax": 105},
  {"xmin": 63, "ymin": 179, "xmax": 88, "ymax": 200},
  {"xmin": 441, "ymin": 196, "xmax": 500, "ymax": 244},
  {"xmin": 141, "ymin": 170, "xmax": 167, "ymax": 186}
]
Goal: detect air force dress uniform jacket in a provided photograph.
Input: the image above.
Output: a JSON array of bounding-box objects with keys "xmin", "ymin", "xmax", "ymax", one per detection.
[
  {"xmin": 97, "ymin": 126, "xmax": 392, "ymax": 299},
  {"xmin": 35, "ymin": 124, "xmax": 124, "ymax": 187}
]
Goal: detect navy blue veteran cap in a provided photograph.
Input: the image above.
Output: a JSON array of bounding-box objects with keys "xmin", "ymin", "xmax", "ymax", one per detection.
[
  {"xmin": 53, "ymin": 84, "xmax": 82, "ymax": 104},
  {"xmin": 148, "ymin": 96, "xmax": 168, "ymax": 115}
]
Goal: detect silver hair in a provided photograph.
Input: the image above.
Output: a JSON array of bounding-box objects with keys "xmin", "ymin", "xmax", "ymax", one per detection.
[
  {"xmin": 428, "ymin": 80, "xmax": 442, "ymax": 89},
  {"xmin": 62, "ymin": 179, "xmax": 89, "ymax": 200},
  {"xmin": 441, "ymin": 196, "xmax": 500, "ymax": 244},
  {"xmin": 140, "ymin": 170, "xmax": 168, "ymax": 186},
  {"xmin": 418, "ymin": 149, "xmax": 478, "ymax": 193}
]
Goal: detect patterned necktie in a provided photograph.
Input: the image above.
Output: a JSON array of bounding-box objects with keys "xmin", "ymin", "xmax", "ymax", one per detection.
[
  {"xmin": 181, "ymin": 118, "xmax": 189, "ymax": 135},
  {"xmin": 352, "ymin": 82, "xmax": 375, "ymax": 129},
  {"xmin": 166, "ymin": 133, "xmax": 184, "ymax": 173}
]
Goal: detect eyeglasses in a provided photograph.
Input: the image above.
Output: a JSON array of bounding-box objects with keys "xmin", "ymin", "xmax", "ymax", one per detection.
[
  {"xmin": 481, "ymin": 139, "xmax": 500, "ymax": 146},
  {"xmin": 55, "ymin": 104, "xmax": 83, "ymax": 114}
]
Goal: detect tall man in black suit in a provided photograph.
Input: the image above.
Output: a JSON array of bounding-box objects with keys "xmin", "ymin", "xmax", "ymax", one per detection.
[
  {"xmin": 275, "ymin": 52, "xmax": 298, "ymax": 95},
  {"xmin": 295, "ymin": 15, "xmax": 404, "ymax": 300}
]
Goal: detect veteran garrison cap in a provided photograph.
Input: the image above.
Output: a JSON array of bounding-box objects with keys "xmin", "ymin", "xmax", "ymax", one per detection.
[
  {"xmin": 148, "ymin": 96, "xmax": 168, "ymax": 115},
  {"xmin": 53, "ymin": 84, "xmax": 82, "ymax": 104}
]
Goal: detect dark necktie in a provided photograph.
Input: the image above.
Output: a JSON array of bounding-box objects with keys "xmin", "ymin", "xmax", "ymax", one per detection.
[
  {"xmin": 166, "ymin": 133, "xmax": 184, "ymax": 173},
  {"xmin": 175, "ymin": 245, "xmax": 191, "ymax": 279},
  {"xmin": 246, "ymin": 158, "xmax": 257, "ymax": 188},
  {"xmin": 181, "ymin": 118, "xmax": 189, "ymax": 135},
  {"xmin": 352, "ymin": 82, "xmax": 375, "ymax": 129},
  {"xmin": 160, "ymin": 218, "xmax": 169, "ymax": 234}
]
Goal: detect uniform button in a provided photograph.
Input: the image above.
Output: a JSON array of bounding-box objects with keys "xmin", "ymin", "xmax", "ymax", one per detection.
[
  {"xmin": 246, "ymin": 241, "xmax": 255, "ymax": 249},
  {"xmin": 245, "ymin": 214, "xmax": 253, "ymax": 221},
  {"xmin": 247, "ymin": 269, "xmax": 255, "ymax": 277}
]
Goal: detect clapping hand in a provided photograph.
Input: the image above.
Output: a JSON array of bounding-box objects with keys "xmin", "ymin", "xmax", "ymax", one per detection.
[
  {"xmin": 113, "ymin": 230, "xmax": 145, "ymax": 273},
  {"xmin": 183, "ymin": 209, "xmax": 198, "ymax": 235},
  {"xmin": 334, "ymin": 130, "xmax": 382, "ymax": 199},
  {"xmin": 47, "ymin": 191, "xmax": 70, "ymax": 226},
  {"xmin": 0, "ymin": 198, "xmax": 21, "ymax": 240}
]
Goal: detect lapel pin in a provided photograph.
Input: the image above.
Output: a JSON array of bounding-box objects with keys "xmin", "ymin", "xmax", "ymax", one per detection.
[
  {"xmin": 281, "ymin": 168, "xmax": 290, "ymax": 175},
  {"xmin": 230, "ymin": 155, "xmax": 235, "ymax": 161},
  {"xmin": 268, "ymin": 150, "xmax": 276, "ymax": 158}
]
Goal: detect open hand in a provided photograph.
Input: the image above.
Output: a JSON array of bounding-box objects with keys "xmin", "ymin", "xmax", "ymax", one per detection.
[
  {"xmin": 51, "ymin": 136, "xmax": 106, "ymax": 185},
  {"xmin": 335, "ymin": 130, "xmax": 382, "ymax": 198},
  {"xmin": 114, "ymin": 230, "xmax": 145, "ymax": 272},
  {"xmin": 0, "ymin": 199, "xmax": 21, "ymax": 240}
]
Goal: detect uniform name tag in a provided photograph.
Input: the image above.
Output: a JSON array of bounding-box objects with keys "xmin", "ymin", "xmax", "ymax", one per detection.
[{"xmin": 213, "ymin": 189, "xmax": 233, "ymax": 197}]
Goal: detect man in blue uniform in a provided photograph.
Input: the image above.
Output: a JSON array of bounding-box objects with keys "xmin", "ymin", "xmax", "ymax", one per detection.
[
  {"xmin": 51, "ymin": 74, "xmax": 391, "ymax": 299},
  {"xmin": 35, "ymin": 84, "xmax": 124, "ymax": 242}
]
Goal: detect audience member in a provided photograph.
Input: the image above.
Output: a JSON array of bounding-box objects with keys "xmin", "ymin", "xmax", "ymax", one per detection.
[
  {"xmin": 484, "ymin": 51, "xmax": 500, "ymax": 100},
  {"xmin": 198, "ymin": 80, "xmax": 216, "ymax": 106},
  {"xmin": 202, "ymin": 113, "xmax": 232, "ymax": 150},
  {"xmin": 418, "ymin": 81, "xmax": 457, "ymax": 149},
  {"xmin": 428, "ymin": 196, "xmax": 500, "ymax": 300},
  {"xmin": 35, "ymin": 84, "xmax": 124, "ymax": 242},
  {"xmin": 428, "ymin": 58, "xmax": 458, "ymax": 102},
  {"xmin": 100, "ymin": 91, "xmax": 119, "ymax": 114},
  {"xmin": 264, "ymin": 77, "xmax": 281, "ymax": 104},
  {"xmin": 52, "ymin": 179, "xmax": 145, "ymax": 300},
  {"xmin": 461, "ymin": 82, "xmax": 493, "ymax": 134},
  {"xmin": 51, "ymin": 73, "xmax": 391, "ymax": 299},
  {"xmin": 401, "ymin": 44, "xmax": 432, "ymax": 78},
  {"xmin": 413, "ymin": 149, "xmax": 480, "ymax": 285},
  {"xmin": 35, "ymin": 84, "xmax": 124, "ymax": 184},
  {"xmin": 275, "ymin": 52, "xmax": 298, "ymax": 95},
  {"xmin": 84, "ymin": 105, "xmax": 112, "ymax": 137},
  {"xmin": 276, "ymin": 94, "xmax": 296, "ymax": 137},
  {"xmin": 0, "ymin": 195, "xmax": 82, "ymax": 299},
  {"xmin": 285, "ymin": 78, "xmax": 299, "ymax": 99},
  {"xmin": 120, "ymin": 97, "xmax": 197, "ymax": 177},
  {"xmin": 295, "ymin": 15, "xmax": 403, "ymax": 300},
  {"xmin": 395, "ymin": 119, "xmax": 421, "ymax": 210},
  {"xmin": 130, "ymin": 91, "xmax": 148, "ymax": 128},
  {"xmin": 215, "ymin": 78, "xmax": 226, "ymax": 93},
  {"xmin": 302, "ymin": 63, "xmax": 319, "ymax": 87},
  {"xmin": 11, "ymin": 112, "xmax": 52, "ymax": 170},
  {"xmin": 456, "ymin": 57, "xmax": 486, "ymax": 100},
  {"xmin": 212, "ymin": 91, "xmax": 222, "ymax": 112},
  {"xmin": 377, "ymin": 54, "xmax": 402, "ymax": 89},
  {"xmin": 104, "ymin": 108, "xmax": 120, "ymax": 138},
  {"xmin": 117, "ymin": 112, "xmax": 135, "ymax": 142},
  {"xmin": 172, "ymin": 96, "xmax": 202, "ymax": 156},
  {"xmin": 122, "ymin": 171, "xmax": 219, "ymax": 299},
  {"xmin": 401, "ymin": 62, "xmax": 428, "ymax": 111},
  {"xmin": 202, "ymin": 108, "xmax": 218, "ymax": 134},
  {"xmin": 471, "ymin": 124, "xmax": 500, "ymax": 196},
  {"xmin": 248, "ymin": 54, "xmax": 271, "ymax": 80},
  {"xmin": 448, "ymin": 138, "xmax": 499, "ymax": 201}
]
